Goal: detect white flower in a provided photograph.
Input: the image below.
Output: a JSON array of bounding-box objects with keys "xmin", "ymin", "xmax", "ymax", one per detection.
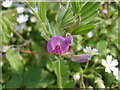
[
  {"xmin": 103, "ymin": 9, "xmax": 108, "ymax": 14},
  {"xmin": 83, "ymin": 46, "xmax": 99, "ymax": 55},
  {"xmin": 101, "ymin": 55, "xmax": 118, "ymax": 73},
  {"xmin": 16, "ymin": 6, "xmax": 25, "ymax": 13},
  {"xmin": 87, "ymin": 31, "xmax": 93, "ymax": 38},
  {"xmin": 2, "ymin": 0, "xmax": 12, "ymax": 8},
  {"xmin": 73, "ymin": 73, "xmax": 80, "ymax": 81},
  {"xmin": 30, "ymin": 16, "xmax": 37, "ymax": 23},
  {"xmin": 113, "ymin": 68, "xmax": 120, "ymax": 81},
  {"xmin": 16, "ymin": 14, "xmax": 29, "ymax": 24},
  {"xmin": 14, "ymin": 24, "xmax": 25, "ymax": 31},
  {"xmin": 29, "ymin": 7, "xmax": 38, "ymax": 14}
]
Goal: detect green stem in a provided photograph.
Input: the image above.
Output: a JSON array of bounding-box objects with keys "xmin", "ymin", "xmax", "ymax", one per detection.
[
  {"xmin": 23, "ymin": 0, "xmax": 48, "ymax": 36},
  {"xmin": 56, "ymin": 57, "xmax": 62, "ymax": 88},
  {"xmin": 84, "ymin": 60, "xmax": 89, "ymax": 72},
  {"xmin": 81, "ymin": 75, "xmax": 85, "ymax": 88}
]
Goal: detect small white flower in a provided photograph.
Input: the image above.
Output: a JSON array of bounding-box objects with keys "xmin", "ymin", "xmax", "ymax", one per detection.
[
  {"xmin": 101, "ymin": 55, "xmax": 118, "ymax": 73},
  {"xmin": 113, "ymin": 68, "xmax": 120, "ymax": 81},
  {"xmin": 16, "ymin": 6, "xmax": 25, "ymax": 13},
  {"xmin": 30, "ymin": 16, "xmax": 37, "ymax": 23},
  {"xmin": 14, "ymin": 24, "xmax": 25, "ymax": 31},
  {"xmin": 2, "ymin": 0, "xmax": 12, "ymax": 8},
  {"xmin": 87, "ymin": 31, "xmax": 93, "ymax": 38},
  {"xmin": 103, "ymin": 9, "xmax": 108, "ymax": 14},
  {"xmin": 73, "ymin": 73, "xmax": 80, "ymax": 81},
  {"xmin": 83, "ymin": 46, "xmax": 99, "ymax": 55},
  {"xmin": 16, "ymin": 14, "xmax": 29, "ymax": 23},
  {"xmin": 29, "ymin": 7, "xmax": 38, "ymax": 14}
]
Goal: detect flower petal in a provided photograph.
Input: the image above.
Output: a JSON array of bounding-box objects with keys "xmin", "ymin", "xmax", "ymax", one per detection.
[
  {"xmin": 47, "ymin": 36, "xmax": 69, "ymax": 54},
  {"xmin": 101, "ymin": 59, "xmax": 107, "ymax": 66},
  {"xmin": 110, "ymin": 59, "xmax": 118, "ymax": 67},
  {"xmin": 106, "ymin": 55, "xmax": 112, "ymax": 64},
  {"xmin": 105, "ymin": 67, "xmax": 111, "ymax": 73}
]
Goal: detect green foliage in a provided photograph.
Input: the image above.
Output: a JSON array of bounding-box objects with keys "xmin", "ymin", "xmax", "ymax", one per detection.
[
  {"xmin": 72, "ymin": 25, "xmax": 96, "ymax": 35},
  {"xmin": 96, "ymin": 40, "xmax": 108, "ymax": 52},
  {"xmin": 6, "ymin": 49, "xmax": 23, "ymax": 76},
  {"xmin": 23, "ymin": 68, "xmax": 55, "ymax": 88},
  {"xmin": 38, "ymin": 1, "xmax": 46, "ymax": 22},
  {"xmin": 0, "ymin": 10, "xmax": 17, "ymax": 45},
  {"xmin": 56, "ymin": 5, "xmax": 76, "ymax": 30}
]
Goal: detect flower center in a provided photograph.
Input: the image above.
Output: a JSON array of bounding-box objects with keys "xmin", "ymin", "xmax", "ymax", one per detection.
[{"xmin": 52, "ymin": 45, "xmax": 62, "ymax": 55}]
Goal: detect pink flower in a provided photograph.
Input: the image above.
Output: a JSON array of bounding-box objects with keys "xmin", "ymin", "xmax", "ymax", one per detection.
[{"xmin": 47, "ymin": 36, "xmax": 70, "ymax": 55}]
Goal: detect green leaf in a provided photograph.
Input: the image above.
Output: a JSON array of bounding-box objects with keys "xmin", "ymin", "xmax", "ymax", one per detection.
[
  {"xmin": 54, "ymin": 57, "xmax": 69, "ymax": 87},
  {"xmin": 5, "ymin": 74, "xmax": 22, "ymax": 88},
  {"xmin": 81, "ymin": 2, "xmax": 100, "ymax": 19},
  {"xmin": 60, "ymin": 58, "xmax": 69, "ymax": 87},
  {"xmin": 72, "ymin": 25, "xmax": 96, "ymax": 35},
  {"xmin": 38, "ymin": 0, "xmax": 46, "ymax": 22},
  {"xmin": 82, "ymin": 11, "xmax": 99, "ymax": 24},
  {"xmin": 64, "ymin": 81, "xmax": 76, "ymax": 88},
  {"xmin": 96, "ymin": 40, "xmax": 108, "ymax": 52},
  {"xmin": 6, "ymin": 49, "xmax": 23, "ymax": 76},
  {"xmin": 71, "ymin": 1, "xmax": 80, "ymax": 14},
  {"xmin": 80, "ymin": 2, "xmax": 94, "ymax": 14},
  {"xmin": 56, "ymin": 5, "xmax": 76, "ymax": 30},
  {"xmin": 29, "ymin": 0, "xmax": 37, "ymax": 7},
  {"xmin": 88, "ymin": 20, "xmax": 101, "ymax": 25},
  {"xmin": 23, "ymin": 68, "xmax": 55, "ymax": 88},
  {"xmin": 0, "ymin": 24, "xmax": 7, "ymax": 44}
]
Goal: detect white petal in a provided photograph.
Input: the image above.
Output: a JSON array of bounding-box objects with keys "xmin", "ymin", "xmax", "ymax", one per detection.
[
  {"xmin": 105, "ymin": 67, "xmax": 111, "ymax": 73},
  {"xmin": 83, "ymin": 49, "xmax": 87, "ymax": 53},
  {"xmin": 101, "ymin": 59, "xmax": 107, "ymax": 66},
  {"xmin": 110, "ymin": 59, "xmax": 118, "ymax": 67},
  {"xmin": 112, "ymin": 67, "xmax": 119, "ymax": 75},
  {"xmin": 106, "ymin": 55, "xmax": 112, "ymax": 64},
  {"xmin": 92, "ymin": 48, "xmax": 99, "ymax": 55}
]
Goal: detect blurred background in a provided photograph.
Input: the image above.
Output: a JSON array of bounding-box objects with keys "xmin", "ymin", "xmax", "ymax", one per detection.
[{"xmin": 0, "ymin": 0, "xmax": 120, "ymax": 88}]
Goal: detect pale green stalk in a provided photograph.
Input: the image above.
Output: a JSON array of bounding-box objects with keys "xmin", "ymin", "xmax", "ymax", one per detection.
[{"xmin": 56, "ymin": 57, "xmax": 62, "ymax": 88}]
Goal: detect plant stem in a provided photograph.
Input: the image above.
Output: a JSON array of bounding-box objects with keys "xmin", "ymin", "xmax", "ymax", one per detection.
[
  {"xmin": 56, "ymin": 57, "xmax": 62, "ymax": 88},
  {"xmin": 23, "ymin": 0, "xmax": 49, "ymax": 37}
]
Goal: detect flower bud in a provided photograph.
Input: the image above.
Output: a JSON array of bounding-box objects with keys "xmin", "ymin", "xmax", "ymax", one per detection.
[
  {"xmin": 65, "ymin": 33, "xmax": 73, "ymax": 44},
  {"xmin": 71, "ymin": 54, "xmax": 91, "ymax": 63}
]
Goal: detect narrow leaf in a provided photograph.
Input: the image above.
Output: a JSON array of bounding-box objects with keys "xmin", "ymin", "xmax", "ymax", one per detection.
[
  {"xmin": 38, "ymin": 0, "xmax": 46, "ymax": 22},
  {"xmin": 72, "ymin": 25, "xmax": 96, "ymax": 35}
]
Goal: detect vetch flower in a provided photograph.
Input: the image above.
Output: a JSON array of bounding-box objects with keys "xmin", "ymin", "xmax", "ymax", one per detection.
[
  {"xmin": 47, "ymin": 36, "xmax": 69, "ymax": 55},
  {"xmin": 2, "ymin": 0, "xmax": 12, "ymax": 8},
  {"xmin": 71, "ymin": 54, "xmax": 91, "ymax": 63},
  {"xmin": 83, "ymin": 46, "xmax": 99, "ymax": 55},
  {"xmin": 73, "ymin": 73, "xmax": 80, "ymax": 81},
  {"xmin": 16, "ymin": 6, "xmax": 25, "ymax": 13},
  {"xmin": 16, "ymin": 14, "xmax": 29, "ymax": 23},
  {"xmin": 101, "ymin": 55, "xmax": 118, "ymax": 73}
]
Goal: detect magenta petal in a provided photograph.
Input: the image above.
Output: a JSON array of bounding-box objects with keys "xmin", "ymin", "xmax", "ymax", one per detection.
[
  {"xmin": 71, "ymin": 54, "xmax": 91, "ymax": 63},
  {"xmin": 47, "ymin": 36, "xmax": 69, "ymax": 54}
]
